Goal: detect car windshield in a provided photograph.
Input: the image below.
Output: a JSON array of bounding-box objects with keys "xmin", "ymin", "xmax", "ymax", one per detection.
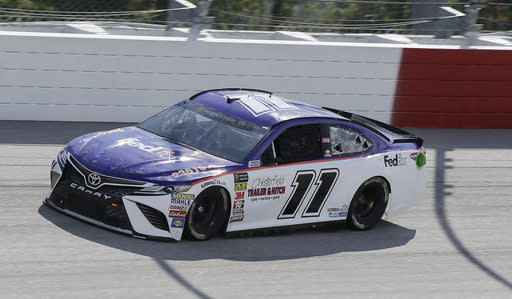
[{"xmin": 137, "ymin": 101, "xmax": 269, "ymax": 163}]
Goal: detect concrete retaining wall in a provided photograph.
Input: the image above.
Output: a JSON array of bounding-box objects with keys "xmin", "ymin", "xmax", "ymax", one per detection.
[
  {"xmin": 0, "ymin": 31, "xmax": 401, "ymax": 123},
  {"xmin": 1, "ymin": 30, "xmax": 511, "ymax": 128}
]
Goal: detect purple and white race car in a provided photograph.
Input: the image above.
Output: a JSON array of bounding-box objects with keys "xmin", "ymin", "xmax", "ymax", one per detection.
[{"xmin": 45, "ymin": 88, "xmax": 426, "ymax": 241}]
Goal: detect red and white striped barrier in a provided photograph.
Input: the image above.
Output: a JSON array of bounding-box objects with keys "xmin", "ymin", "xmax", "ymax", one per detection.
[
  {"xmin": 1, "ymin": 30, "xmax": 511, "ymax": 128},
  {"xmin": 391, "ymin": 48, "xmax": 512, "ymax": 128}
]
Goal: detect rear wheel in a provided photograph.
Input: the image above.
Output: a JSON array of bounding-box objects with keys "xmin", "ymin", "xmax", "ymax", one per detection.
[
  {"xmin": 184, "ymin": 188, "xmax": 229, "ymax": 241},
  {"xmin": 347, "ymin": 177, "xmax": 389, "ymax": 230}
]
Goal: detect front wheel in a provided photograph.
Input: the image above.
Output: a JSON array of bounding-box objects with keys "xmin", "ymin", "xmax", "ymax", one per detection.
[
  {"xmin": 347, "ymin": 177, "xmax": 389, "ymax": 230},
  {"xmin": 184, "ymin": 188, "xmax": 229, "ymax": 241}
]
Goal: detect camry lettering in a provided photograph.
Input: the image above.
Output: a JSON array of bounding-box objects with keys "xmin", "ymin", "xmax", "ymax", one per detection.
[{"xmin": 70, "ymin": 182, "xmax": 112, "ymax": 200}]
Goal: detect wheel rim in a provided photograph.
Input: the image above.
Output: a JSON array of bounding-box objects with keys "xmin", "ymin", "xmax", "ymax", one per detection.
[
  {"xmin": 355, "ymin": 193, "xmax": 375, "ymax": 218},
  {"xmin": 191, "ymin": 196, "xmax": 217, "ymax": 232},
  {"xmin": 354, "ymin": 182, "xmax": 384, "ymax": 219}
]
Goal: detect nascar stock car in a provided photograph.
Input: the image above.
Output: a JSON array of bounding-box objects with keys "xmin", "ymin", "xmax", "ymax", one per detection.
[{"xmin": 45, "ymin": 88, "xmax": 426, "ymax": 241}]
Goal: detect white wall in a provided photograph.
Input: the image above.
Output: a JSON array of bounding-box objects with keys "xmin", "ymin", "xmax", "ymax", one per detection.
[{"xmin": 0, "ymin": 31, "xmax": 402, "ymax": 123}]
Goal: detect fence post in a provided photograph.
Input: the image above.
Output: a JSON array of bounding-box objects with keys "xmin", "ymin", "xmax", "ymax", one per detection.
[{"xmin": 463, "ymin": 0, "xmax": 487, "ymax": 47}]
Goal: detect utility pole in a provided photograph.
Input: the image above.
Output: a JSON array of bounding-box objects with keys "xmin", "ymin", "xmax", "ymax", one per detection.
[{"xmin": 464, "ymin": 0, "xmax": 487, "ymax": 47}]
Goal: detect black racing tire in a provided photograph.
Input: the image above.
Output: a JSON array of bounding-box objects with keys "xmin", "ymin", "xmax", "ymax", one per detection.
[
  {"xmin": 347, "ymin": 177, "xmax": 389, "ymax": 231},
  {"xmin": 184, "ymin": 187, "xmax": 229, "ymax": 241}
]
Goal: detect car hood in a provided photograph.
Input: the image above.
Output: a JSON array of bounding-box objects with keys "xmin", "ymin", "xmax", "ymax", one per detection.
[{"xmin": 66, "ymin": 126, "xmax": 240, "ymax": 184}]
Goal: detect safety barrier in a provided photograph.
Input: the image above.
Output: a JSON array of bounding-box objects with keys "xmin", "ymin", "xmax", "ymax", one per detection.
[
  {"xmin": 392, "ymin": 48, "xmax": 512, "ymax": 128},
  {"xmin": 1, "ymin": 30, "xmax": 511, "ymax": 128}
]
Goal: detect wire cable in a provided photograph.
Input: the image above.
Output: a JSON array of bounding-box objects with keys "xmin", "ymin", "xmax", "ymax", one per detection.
[
  {"xmin": 0, "ymin": 7, "xmax": 191, "ymax": 15},
  {"xmin": 212, "ymin": 9, "xmax": 461, "ymax": 28},
  {"xmin": 318, "ymin": 1, "xmax": 469, "ymax": 5}
]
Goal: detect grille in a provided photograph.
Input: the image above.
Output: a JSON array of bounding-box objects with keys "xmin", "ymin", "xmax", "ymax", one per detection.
[
  {"xmin": 48, "ymin": 165, "xmax": 139, "ymax": 231},
  {"xmin": 69, "ymin": 155, "xmax": 146, "ymax": 189},
  {"xmin": 136, "ymin": 203, "xmax": 170, "ymax": 232}
]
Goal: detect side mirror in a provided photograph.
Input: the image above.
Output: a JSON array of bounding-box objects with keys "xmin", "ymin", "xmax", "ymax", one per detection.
[{"xmin": 334, "ymin": 143, "xmax": 342, "ymax": 153}]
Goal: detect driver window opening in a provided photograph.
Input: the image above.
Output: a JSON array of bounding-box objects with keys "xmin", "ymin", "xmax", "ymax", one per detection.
[{"xmin": 261, "ymin": 125, "xmax": 323, "ymax": 165}]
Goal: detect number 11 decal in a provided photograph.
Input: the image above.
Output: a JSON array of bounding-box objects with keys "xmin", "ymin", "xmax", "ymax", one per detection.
[{"xmin": 278, "ymin": 168, "xmax": 339, "ymax": 219}]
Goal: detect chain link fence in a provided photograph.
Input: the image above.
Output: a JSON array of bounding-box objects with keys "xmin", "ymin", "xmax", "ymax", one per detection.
[
  {"xmin": 0, "ymin": 0, "xmax": 170, "ymax": 24},
  {"xmin": 0, "ymin": 1, "xmax": 511, "ymax": 35}
]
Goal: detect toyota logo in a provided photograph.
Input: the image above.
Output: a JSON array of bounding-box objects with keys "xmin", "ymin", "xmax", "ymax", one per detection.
[{"xmin": 87, "ymin": 172, "xmax": 102, "ymax": 187}]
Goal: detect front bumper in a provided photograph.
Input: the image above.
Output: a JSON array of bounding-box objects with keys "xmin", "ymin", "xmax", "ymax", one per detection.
[{"xmin": 45, "ymin": 156, "xmax": 187, "ymax": 241}]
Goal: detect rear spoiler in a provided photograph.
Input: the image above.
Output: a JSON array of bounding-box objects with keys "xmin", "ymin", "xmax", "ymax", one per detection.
[{"xmin": 323, "ymin": 107, "xmax": 424, "ymax": 147}]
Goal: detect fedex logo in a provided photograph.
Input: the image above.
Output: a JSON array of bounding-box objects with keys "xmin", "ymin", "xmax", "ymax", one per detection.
[{"xmin": 384, "ymin": 154, "xmax": 407, "ymax": 167}]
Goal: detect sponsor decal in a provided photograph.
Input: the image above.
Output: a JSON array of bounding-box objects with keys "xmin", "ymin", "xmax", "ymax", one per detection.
[
  {"xmin": 170, "ymin": 195, "xmax": 193, "ymax": 206},
  {"xmin": 234, "ymin": 172, "xmax": 249, "ymax": 183},
  {"xmin": 234, "ymin": 183, "xmax": 247, "ymax": 191},
  {"xmin": 248, "ymin": 160, "xmax": 261, "ymax": 168},
  {"xmin": 248, "ymin": 176, "xmax": 287, "ymax": 201},
  {"xmin": 324, "ymin": 149, "xmax": 331, "ymax": 157},
  {"xmin": 248, "ymin": 186, "xmax": 286, "ymax": 197},
  {"xmin": 169, "ymin": 205, "xmax": 186, "ymax": 211},
  {"xmin": 109, "ymin": 138, "xmax": 175, "ymax": 160},
  {"xmin": 87, "ymin": 172, "xmax": 101, "ymax": 187},
  {"xmin": 235, "ymin": 191, "xmax": 245, "ymax": 200},
  {"xmin": 80, "ymin": 128, "xmax": 124, "ymax": 143},
  {"xmin": 268, "ymin": 186, "xmax": 286, "ymax": 195},
  {"xmin": 169, "ymin": 210, "xmax": 187, "ymax": 217},
  {"xmin": 232, "ymin": 209, "xmax": 244, "ymax": 216},
  {"xmin": 171, "ymin": 218, "xmax": 185, "ymax": 228},
  {"xmin": 172, "ymin": 193, "xmax": 194, "ymax": 200},
  {"xmin": 169, "ymin": 203, "xmax": 189, "ymax": 218},
  {"xmin": 171, "ymin": 165, "xmax": 222, "ymax": 178},
  {"xmin": 70, "ymin": 182, "xmax": 112, "ymax": 200},
  {"xmin": 200, "ymin": 178, "xmax": 226, "ymax": 189},
  {"xmin": 416, "ymin": 152, "xmax": 426, "ymax": 168},
  {"xmin": 329, "ymin": 212, "xmax": 339, "ymax": 218},
  {"xmin": 328, "ymin": 208, "xmax": 341, "ymax": 212},
  {"xmin": 232, "ymin": 197, "xmax": 245, "ymax": 219},
  {"xmin": 341, "ymin": 204, "xmax": 349, "ymax": 212},
  {"xmin": 384, "ymin": 154, "xmax": 407, "ymax": 167},
  {"xmin": 229, "ymin": 215, "xmax": 244, "ymax": 223},
  {"xmin": 322, "ymin": 137, "xmax": 331, "ymax": 143},
  {"xmin": 233, "ymin": 200, "xmax": 245, "ymax": 209},
  {"xmin": 251, "ymin": 175, "xmax": 285, "ymax": 188},
  {"xmin": 339, "ymin": 211, "xmax": 348, "ymax": 218}
]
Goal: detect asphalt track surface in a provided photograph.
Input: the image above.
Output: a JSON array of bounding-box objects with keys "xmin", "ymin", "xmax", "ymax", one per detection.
[{"xmin": 1, "ymin": 121, "xmax": 511, "ymax": 299}]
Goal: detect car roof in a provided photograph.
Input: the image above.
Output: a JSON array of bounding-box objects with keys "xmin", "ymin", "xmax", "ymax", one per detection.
[{"xmin": 189, "ymin": 88, "xmax": 346, "ymax": 127}]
